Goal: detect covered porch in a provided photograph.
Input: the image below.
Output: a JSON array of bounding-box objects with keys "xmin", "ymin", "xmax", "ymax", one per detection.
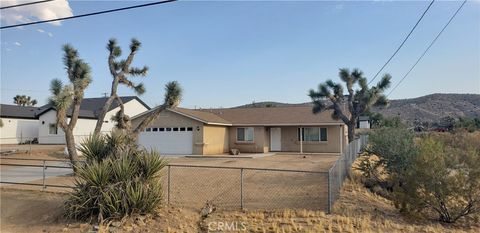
[{"xmin": 229, "ymin": 124, "xmax": 347, "ymax": 154}]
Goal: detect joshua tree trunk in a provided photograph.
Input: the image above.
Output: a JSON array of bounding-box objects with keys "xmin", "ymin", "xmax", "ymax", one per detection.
[
  {"xmin": 64, "ymin": 128, "xmax": 78, "ymax": 172},
  {"xmin": 347, "ymin": 119, "xmax": 356, "ymax": 142},
  {"xmin": 93, "ymin": 77, "xmax": 119, "ymax": 135}
]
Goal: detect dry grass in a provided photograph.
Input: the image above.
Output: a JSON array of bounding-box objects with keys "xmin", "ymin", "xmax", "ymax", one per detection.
[{"xmin": 204, "ymin": 179, "xmax": 480, "ymax": 233}]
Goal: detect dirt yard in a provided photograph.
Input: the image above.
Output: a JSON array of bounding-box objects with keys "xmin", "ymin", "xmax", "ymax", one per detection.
[{"xmin": 169, "ymin": 153, "xmax": 339, "ymax": 172}]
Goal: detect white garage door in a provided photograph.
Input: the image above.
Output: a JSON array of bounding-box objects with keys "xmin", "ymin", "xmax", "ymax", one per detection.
[{"xmin": 138, "ymin": 127, "xmax": 193, "ymax": 155}]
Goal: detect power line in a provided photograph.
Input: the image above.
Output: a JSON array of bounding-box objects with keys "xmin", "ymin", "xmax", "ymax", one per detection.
[
  {"xmin": 0, "ymin": 0, "xmax": 54, "ymax": 10},
  {"xmin": 1, "ymin": 0, "xmax": 177, "ymax": 30},
  {"xmin": 387, "ymin": 0, "xmax": 467, "ymax": 97},
  {"xmin": 368, "ymin": 0, "xmax": 435, "ymax": 85}
]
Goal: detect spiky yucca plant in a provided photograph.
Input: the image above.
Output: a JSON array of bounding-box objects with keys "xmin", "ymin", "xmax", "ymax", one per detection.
[{"xmin": 66, "ymin": 130, "xmax": 167, "ymax": 221}]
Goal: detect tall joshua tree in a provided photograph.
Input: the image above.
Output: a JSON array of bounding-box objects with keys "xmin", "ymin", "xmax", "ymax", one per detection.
[
  {"xmin": 93, "ymin": 38, "xmax": 148, "ymax": 135},
  {"xmin": 309, "ymin": 68, "xmax": 391, "ymax": 142},
  {"xmin": 49, "ymin": 45, "xmax": 92, "ymax": 171},
  {"xmin": 13, "ymin": 95, "xmax": 37, "ymax": 106}
]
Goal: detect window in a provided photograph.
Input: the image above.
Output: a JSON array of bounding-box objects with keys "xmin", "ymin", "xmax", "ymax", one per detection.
[
  {"xmin": 146, "ymin": 128, "xmax": 151, "ymax": 132},
  {"xmin": 237, "ymin": 127, "xmax": 254, "ymax": 142},
  {"xmin": 180, "ymin": 127, "xmax": 186, "ymax": 131},
  {"xmin": 152, "ymin": 128, "xmax": 158, "ymax": 132},
  {"xmin": 49, "ymin": 124, "xmax": 58, "ymax": 135},
  {"xmin": 166, "ymin": 128, "xmax": 172, "ymax": 131},
  {"xmin": 159, "ymin": 128, "xmax": 165, "ymax": 132},
  {"xmin": 298, "ymin": 127, "xmax": 327, "ymax": 142},
  {"xmin": 173, "ymin": 127, "xmax": 179, "ymax": 131},
  {"xmin": 187, "ymin": 127, "xmax": 193, "ymax": 131}
]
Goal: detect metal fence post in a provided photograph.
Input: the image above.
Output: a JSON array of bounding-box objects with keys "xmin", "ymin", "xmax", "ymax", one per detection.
[
  {"xmin": 240, "ymin": 168, "xmax": 244, "ymax": 210},
  {"xmin": 42, "ymin": 160, "xmax": 46, "ymax": 190},
  {"xmin": 167, "ymin": 165, "xmax": 171, "ymax": 204},
  {"xmin": 327, "ymin": 170, "xmax": 331, "ymax": 214}
]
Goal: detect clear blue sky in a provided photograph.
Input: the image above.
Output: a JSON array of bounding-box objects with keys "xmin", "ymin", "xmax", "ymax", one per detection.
[{"xmin": 1, "ymin": 0, "xmax": 479, "ymax": 108}]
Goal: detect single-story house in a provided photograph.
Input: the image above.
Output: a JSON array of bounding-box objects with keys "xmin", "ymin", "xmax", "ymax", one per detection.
[
  {"xmin": 0, "ymin": 96, "xmax": 149, "ymax": 145},
  {"xmin": 0, "ymin": 104, "xmax": 39, "ymax": 144},
  {"xmin": 132, "ymin": 106, "xmax": 348, "ymax": 155}
]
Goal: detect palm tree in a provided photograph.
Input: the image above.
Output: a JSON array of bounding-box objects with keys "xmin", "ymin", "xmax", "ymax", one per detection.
[
  {"xmin": 309, "ymin": 68, "xmax": 391, "ymax": 142},
  {"xmin": 49, "ymin": 44, "xmax": 92, "ymax": 171},
  {"xmin": 93, "ymin": 38, "xmax": 148, "ymax": 135},
  {"xmin": 13, "ymin": 95, "xmax": 37, "ymax": 106}
]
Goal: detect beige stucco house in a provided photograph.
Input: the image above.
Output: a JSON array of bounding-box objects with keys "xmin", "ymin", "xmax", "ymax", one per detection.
[{"xmin": 132, "ymin": 106, "xmax": 348, "ymax": 155}]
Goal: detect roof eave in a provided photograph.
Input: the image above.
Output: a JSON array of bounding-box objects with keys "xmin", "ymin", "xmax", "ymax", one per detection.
[{"xmin": 231, "ymin": 123, "xmax": 345, "ymax": 126}]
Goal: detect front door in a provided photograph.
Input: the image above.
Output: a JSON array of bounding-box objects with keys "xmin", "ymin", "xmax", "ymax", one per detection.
[{"xmin": 270, "ymin": 128, "xmax": 281, "ymax": 151}]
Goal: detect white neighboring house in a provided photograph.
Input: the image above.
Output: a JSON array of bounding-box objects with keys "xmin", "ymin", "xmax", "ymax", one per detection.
[
  {"xmin": 37, "ymin": 96, "xmax": 150, "ymax": 144},
  {"xmin": 0, "ymin": 104, "xmax": 40, "ymax": 144}
]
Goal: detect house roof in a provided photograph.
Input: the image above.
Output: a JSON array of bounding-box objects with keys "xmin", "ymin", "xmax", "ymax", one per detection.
[
  {"xmin": 132, "ymin": 106, "xmax": 343, "ymax": 126},
  {"xmin": 172, "ymin": 108, "xmax": 232, "ymax": 125},
  {"xmin": 0, "ymin": 104, "xmax": 40, "ymax": 119},
  {"xmin": 2, "ymin": 96, "xmax": 150, "ymax": 120},
  {"xmin": 197, "ymin": 106, "xmax": 343, "ymax": 126}
]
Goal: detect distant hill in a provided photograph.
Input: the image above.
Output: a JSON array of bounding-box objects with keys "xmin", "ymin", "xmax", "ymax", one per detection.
[
  {"xmin": 233, "ymin": 93, "xmax": 480, "ymax": 123},
  {"xmin": 371, "ymin": 93, "xmax": 480, "ymax": 123}
]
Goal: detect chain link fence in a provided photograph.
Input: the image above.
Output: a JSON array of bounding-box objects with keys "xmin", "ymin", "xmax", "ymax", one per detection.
[
  {"xmin": 163, "ymin": 135, "xmax": 368, "ymax": 213},
  {"xmin": 327, "ymin": 134, "xmax": 368, "ymax": 212},
  {"xmin": 1, "ymin": 135, "xmax": 368, "ymax": 213},
  {"xmin": 163, "ymin": 165, "xmax": 329, "ymax": 211}
]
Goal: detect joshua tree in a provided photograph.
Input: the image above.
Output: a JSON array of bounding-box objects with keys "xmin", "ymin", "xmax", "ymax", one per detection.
[
  {"xmin": 93, "ymin": 38, "xmax": 148, "ymax": 135},
  {"xmin": 131, "ymin": 81, "xmax": 182, "ymax": 138},
  {"xmin": 49, "ymin": 44, "xmax": 92, "ymax": 171},
  {"xmin": 13, "ymin": 95, "xmax": 37, "ymax": 106},
  {"xmin": 309, "ymin": 68, "xmax": 391, "ymax": 142}
]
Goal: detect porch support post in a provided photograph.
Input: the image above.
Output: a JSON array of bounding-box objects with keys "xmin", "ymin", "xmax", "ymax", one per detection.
[{"xmin": 300, "ymin": 127, "xmax": 303, "ymax": 154}]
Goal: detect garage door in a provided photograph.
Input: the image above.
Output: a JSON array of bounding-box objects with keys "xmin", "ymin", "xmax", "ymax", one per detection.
[{"xmin": 138, "ymin": 127, "xmax": 193, "ymax": 155}]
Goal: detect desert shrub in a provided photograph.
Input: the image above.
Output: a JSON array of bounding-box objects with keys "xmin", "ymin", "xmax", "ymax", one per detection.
[
  {"xmin": 66, "ymin": 130, "xmax": 167, "ymax": 221},
  {"xmin": 356, "ymin": 127, "xmax": 417, "ymax": 198},
  {"xmin": 454, "ymin": 117, "xmax": 480, "ymax": 132},
  {"xmin": 358, "ymin": 129, "xmax": 480, "ymax": 223},
  {"xmin": 403, "ymin": 136, "xmax": 480, "ymax": 223}
]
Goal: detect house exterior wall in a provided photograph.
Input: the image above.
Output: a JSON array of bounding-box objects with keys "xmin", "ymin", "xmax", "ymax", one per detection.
[
  {"xmin": 132, "ymin": 110, "xmax": 205, "ymax": 155},
  {"xmin": 203, "ymin": 125, "xmax": 229, "ymax": 154},
  {"xmin": 280, "ymin": 125, "xmax": 343, "ymax": 153},
  {"xmin": 38, "ymin": 110, "xmax": 99, "ymax": 144},
  {"xmin": 228, "ymin": 126, "xmax": 268, "ymax": 153},
  {"xmin": 0, "ymin": 117, "xmax": 38, "ymax": 144},
  {"xmin": 132, "ymin": 110, "xmax": 346, "ymax": 155}
]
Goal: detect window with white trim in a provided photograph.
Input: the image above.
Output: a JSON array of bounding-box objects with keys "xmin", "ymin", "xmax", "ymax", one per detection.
[
  {"xmin": 298, "ymin": 127, "xmax": 327, "ymax": 142},
  {"xmin": 237, "ymin": 127, "xmax": 254, "ymax": 142},
  {"xmin": 49, "ymin": 123, "xmax": 58, "ymax": 135}
]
